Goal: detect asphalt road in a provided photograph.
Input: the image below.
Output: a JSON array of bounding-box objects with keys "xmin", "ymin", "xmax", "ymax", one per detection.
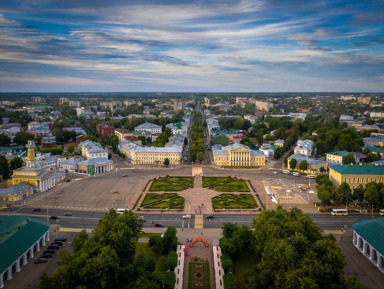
[{"xmin": 2, "ymin": 206, "xmax": 375, "ymax": 231}]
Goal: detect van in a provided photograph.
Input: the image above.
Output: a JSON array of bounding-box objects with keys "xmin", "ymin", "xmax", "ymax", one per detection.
[
  {"xmin": 282, "ymin": 170, "xmax": 290, "ymax": 174},
  {"xmin": 292, "ymin": 172, "xmax": 300, "ymax": 177},
  {"xmin": 306, "ymin": 174, "xmax": 316, "ymax": 179},
  {"xmin": 117, "ymin": 208, "xmax": 129, "ymax": 215}
]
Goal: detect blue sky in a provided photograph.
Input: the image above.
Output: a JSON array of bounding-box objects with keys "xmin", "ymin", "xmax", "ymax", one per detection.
[{"xmin": 0, "ymin": 0, "xmax": 383, "ymax": 92}]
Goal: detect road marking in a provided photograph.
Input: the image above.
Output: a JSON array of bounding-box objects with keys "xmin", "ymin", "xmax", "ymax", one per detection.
[
  {"xmin": 194, "ymin": 214, "xmax": 203, "ymax": 229},
  {"xmin": 60, "ymin": 227, "xmax": 93, "ymax": 233},
  {"xmin": 323, "ymin": 230, "xmax": 344, "ymax": 235},
  {"xmin": 120, "ymin": 168, "xmax": 135, "ymax": 170}
]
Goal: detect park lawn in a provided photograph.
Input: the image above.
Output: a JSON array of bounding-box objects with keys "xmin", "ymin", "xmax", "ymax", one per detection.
[
  {"xmin": 223, "ymin": 166, "xmax": 259, "ymax": 169},
  {"xmin": 149, "ymin": 176, "xmax": 194, "ymax": 191},
  {"xmin": 140, "ymin": 193, "xmax": 185, "ymax": 209},
  {"xmin": 188, "ymin": 262, "xmax": 211, "ymax": 289},
  {"xmin": 212, "ymin": 194, "xmax": 257, "ymax": 210},
  {"xmin": 202, "ymin": 176, "xmax": 232, "ymax": 188},
  {"xmin": 135, "ymin": 243, "xmax": 167, "ymax": 273},
  {"xmin": 202, "ymin": 177, "xmax": 250, "ymax": 192},
  {"xmin": 138, "ymin": 232, "xmax": 162, "ymax": 238},
  {"xmin": 233, "ymin": 249, "xmax": 256, "ymax": 289}
]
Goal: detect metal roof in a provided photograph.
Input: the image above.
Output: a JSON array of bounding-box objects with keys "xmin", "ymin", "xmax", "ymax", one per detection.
[
  {"xmin": 0, "ymin": 216, "xmax": 49, "ymax": 273},
  {"xmin": 330, "ymin": 164, "xmax": 384, "ymax": 175},
  {"xmin": 326, "ymin": 150, "xmax": 349, "ymax": 157},
  {"xmin": 353, "ymin": 218, "xmax": 384, "ymax": 256}
]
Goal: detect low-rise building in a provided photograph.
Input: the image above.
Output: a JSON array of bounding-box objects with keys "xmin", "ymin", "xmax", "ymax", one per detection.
[
  {"xmin": 329, "ymin": 164, "xmax": 384, "ymax": 189},
  {"xmin": 287, "ymin": 153, "xmax": 328, "ymax": 174},
  {"xmin": 259, "ymin": 144, "xmax": 277, "ymax": 158},
  {"xmin": 115, "ymin": 128, "xmax": 132, "ymax": 142},
  {"xmin": 77, "ymin": 158, "xmax": 114, "ymax": 175},
  {"xmin": 326, "ymin": 151, "xmax": 349, "ymax": 166},
  {"xmin": 135, "ymin": 122, "xmax": 162, "ymax": 134},
  {"xmin": 0, "ymin": 182, "xmax": 35, "ymax": 202},
  {"xmin": 166, "ymin": 122, "xmax": 188, "ymax": 136},
  {"xmin": 294, "ymin": 139, "xmax": 314, "ymax": 157},
  {"xmin": 96, "ymin": 123, "xmax": 115, "ymax": 137},
  {"xmin": 41, "ymin": 136, "xmax": 56, "ymax": 148},
  {"xmin": 352, "ymin": 218, "xmax": 384, "ymax": 274},
  {"xmin": 59, "ymin": 157, "xmax": 83, "ymax": 173},
  {"xmin": 78, "ymin": 140, "xmax": 108, "ymax": 159},
  {"xmin": 212, "ymin": 143, "xmax": 266, "ymax": 167},
  {"xmin": 273, "ymin": 139, "xmax": 285, "ymax": 148},
  {"xmin": 363, "ymin": 136, "xmax": 384, "ymax": 147}
]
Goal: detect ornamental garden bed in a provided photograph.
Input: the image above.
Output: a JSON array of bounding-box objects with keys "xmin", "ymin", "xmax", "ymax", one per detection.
[
  {"xmin": 202, "ymin": 176, "xmax": 250, "ymax": 192},
  {"xmin": 149, "ymin": 176, "xmax": 194, "ymax": 191},
  {"xmin": 188, "ymin": 261, "xmax": 211, "ymax": 289},
  {"xmin": 212, "ymin": 194, "xmax": 257, "ymax": 210},
  {"xmin": 140, "ymin": 193, "xmax": 185, "ymax": 209}
]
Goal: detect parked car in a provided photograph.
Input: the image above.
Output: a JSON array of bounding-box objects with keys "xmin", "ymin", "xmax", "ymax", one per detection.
[
  {"xmin": 52, "ymin": 241, "xmax": 63, "ymax": 246},
  {"xmin": 205, "ymin": 215, "xmax": 214, "ymax": 219},
  {"xmin": 43, "ymin": 249, "xmax": 56, "ymax": 254},
  {"xmin": 47, "ymin": 245, "xmax": 59, "ymax": 250},
  {"xmin": 272, "ymin": 171, "xmax": 277, "ymax": 174},
  {"xmin": 34, "ymin": 258, "xmax": 47, "ymax": 264},
  {"xmin": 33, "ymin": 208, "xmax": 41, "ymax": 212},
  {"xmin": 122, "ymin": 174, "xmax": 128, "ymax": 177},
  {"xmin": 50, "ymin": 215, "xmax": 60, "ymax": 220},
  {"xmin": 138, "ymin": 216, "xmax": 146, "ymax": 222},
  {"xmin": 182, "ymin": 214, "xmax": 191, "ymax": 219},
  {"xmin": 41, "ymin": 253, "xmax": 53, "ymax": 258},
  {"xmin": 154, "ymin": 223, "xmax": 164, "ymax": 227},
  {"xmin": 64, "ymin": 212, "xmax": 72, "ymax": 216},
  {"xmin": 55, "ymin": 237, "xmax": 67, "ymax": 242}
]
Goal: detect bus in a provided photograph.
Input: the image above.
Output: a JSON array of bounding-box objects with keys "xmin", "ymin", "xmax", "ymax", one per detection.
[
  {"xmin": 116, "ymin": 208, "xmax": 129, "ymax": 215},
  {"xmin": 331, "ymin": 209, "xmax": 348, "ymax": 216}
]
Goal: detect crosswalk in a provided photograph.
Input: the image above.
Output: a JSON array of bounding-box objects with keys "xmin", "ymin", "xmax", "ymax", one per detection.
[
  {"xmin": 194, "ymin": 214, "xmax": 203, "ymax": 229},
  {"xmin": 59, "ymin": 227, "xmax": 93, "ymax": 233}
]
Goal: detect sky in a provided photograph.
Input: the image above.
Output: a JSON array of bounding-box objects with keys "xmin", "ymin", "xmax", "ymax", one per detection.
[{"xmin": 0, "ymin": 0, "xmax": 383, "ymax": 92}]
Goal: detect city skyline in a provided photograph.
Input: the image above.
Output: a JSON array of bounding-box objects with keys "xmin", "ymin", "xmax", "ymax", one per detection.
[{"xmin": 0, "ymin": 0, "xmax": 383, "ymax": 92}]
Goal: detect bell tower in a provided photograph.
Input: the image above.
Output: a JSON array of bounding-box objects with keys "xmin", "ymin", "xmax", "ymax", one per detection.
[{"xmin": 26, "ymin": 140, "xmax": 36, "ymax": 167}]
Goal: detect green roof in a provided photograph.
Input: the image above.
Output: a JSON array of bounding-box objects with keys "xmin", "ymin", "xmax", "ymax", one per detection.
[
  {"xmin": 366, "ymin": 146, "xmax": 384, "ymax": 154},
  {"xmin": 330, "ymin": 164, "xmax": 384, "ymax": 175},
  {"xmin": 0, "ymin": 216, "xmax": 49, "ymax": 273},
  {"xmin": 327, "ymin": 150, "xmax": 349, "ymax": 157},
  {"xmin": 353, "ymin": 218, "xmax": 384, "ymax": 255}
]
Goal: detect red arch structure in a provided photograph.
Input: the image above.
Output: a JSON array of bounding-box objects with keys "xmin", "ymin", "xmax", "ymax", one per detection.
[{"xmin": 189, "ymin": 236, "xmax": 209, "ymax": 247}]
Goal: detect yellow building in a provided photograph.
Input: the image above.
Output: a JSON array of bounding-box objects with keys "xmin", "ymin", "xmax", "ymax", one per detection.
[
  {"xmin": 7, "ymin": 140, "xmax": 57, "ymax": 192},
  {"xmin": 0, "ymin": 182, "xmax": 35, "ymax": 202},
  {"xmin": 213, "ymin": 144, "xmax": 266, "ymax": 167},
  {"xmin": 329, "ymin": 164, "xmax": 384, "ymax": 189}
]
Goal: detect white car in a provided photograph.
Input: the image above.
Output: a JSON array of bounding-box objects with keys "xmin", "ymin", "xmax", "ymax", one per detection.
[
  {"xmin": 182, "ymin": 214, "xmax": 191, "ymax": 219},
  {"xmin": 272, "ymin": 171, "xmax": 277, "ymax": 174}
]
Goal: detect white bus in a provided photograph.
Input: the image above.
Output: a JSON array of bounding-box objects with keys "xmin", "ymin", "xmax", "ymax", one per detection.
[
  {"xmin": 116, "ymin": 208, "xmax": 129, "ymax": 215},
  {"xmin": 331, "ymin": 209, "xmax": 348, "ymax": 216}
]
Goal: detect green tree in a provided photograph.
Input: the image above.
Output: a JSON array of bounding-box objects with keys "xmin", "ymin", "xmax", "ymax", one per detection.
[
  {"xmin": 319, "ymin": 166, "xmax": 326, "ymax": 173},
  {"xmin": 317, "ymin": 184, "xmax": 333, "ymax": 209},
  {"xmin": 13, "ymin": 131, "xmax": 34, "ymax": 145},
  {"xmin": 364, "ymin": 184, "xmax": 380, "ymax": 214},
  {"xmin": 334, "ymin": 182, "xmax": 353, "ymax": 206},
  {"xmin": 343, "ymin": 152, "xmax": 355, "ymax": 164},
  {"xmin": 162, "ymin": 226, "xmax": 178, "ymax": 254},
  {"xmin": 289, "ymin": 158, "xmax": 297, "ymax": 170},
  {"xmin": 10, "ymin": 156, "xmax": 23, "ymax": 170},
  {"xmin": 166, "ymin": 251, "xmax": 178, "ymax": 270},
  {"xmin": 184, "ymin": 137, "xmax": 188, "ymax": 145},
  {"xmin": 0, "ymin": 134, "xmax": 11, "ymax": 146},
  {"xmin": 0, "ymin": 155, "xmax": 10, "ymax": 179},
  {"xmin": 353, "ymin": 185, "xmax": 365, "ymax": 202},
  {"xmin": 197, "ymin": 152, "xmax": 204, "ymax": 163},
  {"xmin": 109, "ymin": 135, "xmax": 119, "ymax": 152},
  {"xmin": 298, "ymin": 160, "xmax": 308, "ymax": 171},
  {"xmin": 66, "ymin": 143, "xmax": 75, "ymax": 153},
  {"xmin": 164, "ymin": 158, "xmax": 170, "ymax": 166}
]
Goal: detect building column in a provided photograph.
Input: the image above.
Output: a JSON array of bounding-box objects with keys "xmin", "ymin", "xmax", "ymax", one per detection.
[
  {"xmin": 39, "ymin": 181, "xmax": 42, "ymax": 192},
  {"xmin": 29, "ymin": 247, "xmax": 34, "ymax": 258},
  {"xmin": 36, "ymin": 241, "xmax": 40, "ymax": 252},
  {"xmin": 0, "ymin": 272, "xmax": 4, "ymax": 288},
  {"xmin": 6, "ymin": 268, "xmax": 12, "ymax": 281},
  {"xmin": 23, "ymin": 254, "xmax": 28, "ymax": 266},
  {"xmin": 46, "ymin": 231, "xmax": 50, "ymax": 242},
  {"xmin": 15, "ymin": 261, "xmax": 20, "ymax": 273}
]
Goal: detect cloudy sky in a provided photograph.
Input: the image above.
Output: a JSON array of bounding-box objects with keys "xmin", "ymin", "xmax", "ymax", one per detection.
[{"xmin": 0, "ymin": 0, "xmax": 383, "ymax": 92}]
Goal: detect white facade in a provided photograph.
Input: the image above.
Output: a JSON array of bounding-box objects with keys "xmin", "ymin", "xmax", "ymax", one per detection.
[
  {"xmin": 294, "ymin": 139, "xmax": 314, "ymax": 157},
  {"xmin": 134, "ymin": 122, "xmax": 162, "ymax": 134},
  {"xmin": 78, "ymin": 140, "xmax": 108, "ymax": 160},
  {"xmin": 353, "ymin": 231, "xmax": 384, "ymax": 274}
]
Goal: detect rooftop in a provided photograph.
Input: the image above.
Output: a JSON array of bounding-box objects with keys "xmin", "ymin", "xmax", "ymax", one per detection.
[
  {"xmin": 327, "ymin": 150, "xmax": 349, "ymax": 157},
  {"xmin": 0, "ymin": 216, "xmax": 49, "ymax": 273},
  {"xmin": 330, "ymin": 164, "xmax": 384, "ymax": 175},
  {"xmin": 353, "ymin": 218, "xmax": 384, "ymax": 256}
]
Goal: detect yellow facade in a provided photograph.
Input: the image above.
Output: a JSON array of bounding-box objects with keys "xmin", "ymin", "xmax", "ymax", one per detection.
[
  {"xmin": 329, "ymin": 166, "xmax": 384, "ymax": 189},
  {"xmin": 213, "ymin": 147, "xmax": 266, "ymax": 167},
  {"xmin": 120, "ymin": 146, "xmax": 181, "ymax": 165},
  {"xmin": 9, "ymin": 166, "xmax": 55, "ymax": 192}
]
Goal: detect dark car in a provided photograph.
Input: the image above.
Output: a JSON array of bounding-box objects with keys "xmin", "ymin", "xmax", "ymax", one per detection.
[
  {"xmin": 205, "ymin": 215, "xmax": 214, "ymax": 219},
  {"xmin": 55, "ymin": 237, "xmax": 67, "ymax": 242},
  {"xmin": 41, "ymin": 253, "xmax": 53, "ymax": 258},
  {"xmin": 122, "ymin": 174, "xmax": 128, "ymax": 177},
  {"xmin": 154, "ymin": 223, "xmax": 164, "ymax": 227},
  {"xmin": 47, "ymin": 245, "xmax": 59, "ymax": 250},
  {"xmin": 50, "ymin": 215, "xmax": 60, "ymax": 220},
  {"xmin": 52, "ymin": 241, "xmax": 63, "ymax": 246},
  {"xmin": 44, "ymin": 249, "xmax": 56, "ymax": 254},
  {"xmin": 64, "ymin": 212, "xmax": 72, "ymax": 216},
  {"xmin": 34, "ymin": 258, "xmax": 47, "ymax": 264},
  {"xmin": 33, "ymin": 208, "xmax": 41, "ymax": 212}
]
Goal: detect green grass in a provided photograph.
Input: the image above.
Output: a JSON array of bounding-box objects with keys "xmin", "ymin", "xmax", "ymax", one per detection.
[
  {"xmin": 223, "ymin": 166, "xmax": 260, "ymax": 169},
  {"xmin": 202, "ymin": 177, "xmax": 250, "ymax": 192},
  {"xmin": 140, "ymin": 193, "xmax": 185, "ymax": 209},
  {"xmin": 233, "ymin": 249, "xmax": 256, "ymax": 289},
  {"xmin": 138, "ymin": 232, "xmax": 162, "ymax": 238},
  {"xmin": 149, "ymin": 176, "xmax": 194, "ymax": 191},
  {"xmin": 135, "ymin": 243, "xmax": 167, "ymax": 273},
  {"xmin": 212, "ymin": 194, "xmax": 257, "ymax": 209},
  {"xmin": 188, "ymin": 262, "xmax": 211, "ymax": 289}
]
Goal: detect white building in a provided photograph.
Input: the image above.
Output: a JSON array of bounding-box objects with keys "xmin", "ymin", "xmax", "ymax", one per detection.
[
  {"xmin": 134, "ymin": 122, "xmax": 162, "ymax": 134},
  {"xmin": 166, "ymin": 122, "xmax": 188, "ymax": 136},
  {"xmin": 339, "ymin": 115, "xmax": 354, "ymax": 122},
  {"xmin": 294, "ymin": 139, "xmax": 314, "ymax": 157},
  {"xmin": 244, "ymin": 114, "xmax": 258, "ymax": 124},
  {"xmin": 59, "ymin": 157, "xmax": 83, "ymax": 173},
  {"xmin": 78, "ymin": 140, "xmax": 108, "ymax": 160}
]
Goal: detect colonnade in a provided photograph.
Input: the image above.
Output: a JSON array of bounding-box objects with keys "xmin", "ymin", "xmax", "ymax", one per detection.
[
  {"xmin": 353, "ymin": 231, "xmax": 384, "ymax": 273},
  {"xmin": 37, "ymin": 175, "xmax": 55, "ymax": 193}
]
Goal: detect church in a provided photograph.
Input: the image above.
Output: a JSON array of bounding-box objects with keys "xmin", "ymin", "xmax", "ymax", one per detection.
[{"xmin": 7, "ymin": 140, "xmax": 62, "ymax": 192}]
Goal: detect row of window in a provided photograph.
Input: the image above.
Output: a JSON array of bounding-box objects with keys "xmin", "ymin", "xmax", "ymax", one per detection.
[{"xmin": 344, "ymin": 176, "xmax": 383, "ymax": 184}]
